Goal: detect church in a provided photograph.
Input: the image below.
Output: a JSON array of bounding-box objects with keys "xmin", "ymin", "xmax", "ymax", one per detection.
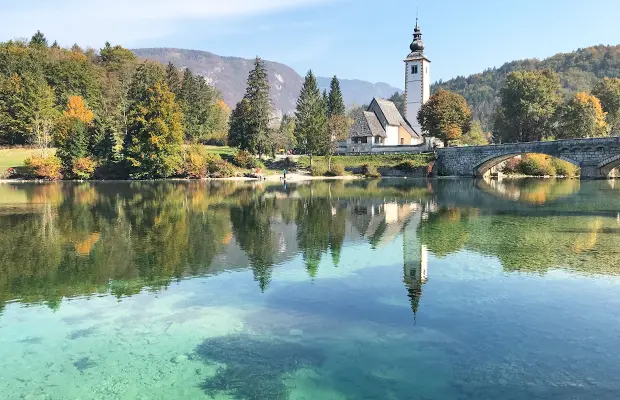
[{"xmin": 342, "ymin": 19, "xmax": 434, "ymax": 154}]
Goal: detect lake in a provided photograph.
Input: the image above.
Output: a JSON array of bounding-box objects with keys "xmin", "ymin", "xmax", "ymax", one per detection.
[{"xmin": 1, "ymin": 178, "xmax": 620, "ymax": 400}]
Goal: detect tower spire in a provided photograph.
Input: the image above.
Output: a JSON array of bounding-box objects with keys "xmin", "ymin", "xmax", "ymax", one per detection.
[{"xmin": 409, "ymin": 13, "xmax": 424, "ymax": 54}]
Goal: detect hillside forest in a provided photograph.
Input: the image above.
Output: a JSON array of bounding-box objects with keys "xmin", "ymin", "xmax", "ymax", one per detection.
[{"xmin": 432, "ymin": 45, "xmax": 620, "ymax": 131}]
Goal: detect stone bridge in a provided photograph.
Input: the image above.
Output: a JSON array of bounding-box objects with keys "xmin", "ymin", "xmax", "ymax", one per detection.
[{"xmin": 434, "ymin": 137, "xmax": 620, "ymax": 179}]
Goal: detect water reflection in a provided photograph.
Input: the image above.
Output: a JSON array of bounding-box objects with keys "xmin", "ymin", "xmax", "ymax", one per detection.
[
  {"xmin": 1, "ymin": 178, "xmax": 620, "ymax": 314},
  {"xmin": 2, "ymin": 179, "xmax": 620, "ymax": 399},
  {"xmin": 479, "ymin": 177, "xmax": 581, "ymax": 204}
]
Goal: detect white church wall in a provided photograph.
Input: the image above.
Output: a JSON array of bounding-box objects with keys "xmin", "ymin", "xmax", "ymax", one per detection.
[{"xmin": 385, "ymin": 125, "xmax": 399, "ymax": 146}]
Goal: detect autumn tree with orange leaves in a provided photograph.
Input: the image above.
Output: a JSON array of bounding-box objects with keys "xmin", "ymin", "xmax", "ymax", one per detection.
[{"xmin": 557, "ymin": 92, "xmax": 610, "ymax": 139}]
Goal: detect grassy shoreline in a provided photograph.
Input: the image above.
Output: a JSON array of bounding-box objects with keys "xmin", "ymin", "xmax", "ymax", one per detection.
[{"xmin": 0, "ymin": 146, "xmax": 436, "ymax": 180}]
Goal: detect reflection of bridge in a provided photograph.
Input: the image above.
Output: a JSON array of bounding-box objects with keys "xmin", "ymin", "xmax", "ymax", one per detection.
[{"xmin": 434, "ymin": 137, "xmax": 620, "ymax": 179}]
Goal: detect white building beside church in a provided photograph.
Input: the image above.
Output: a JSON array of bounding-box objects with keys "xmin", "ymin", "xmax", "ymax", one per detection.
[{"xmin": 342, "ymin": 19, "xmax": 436, "ymax": 154}]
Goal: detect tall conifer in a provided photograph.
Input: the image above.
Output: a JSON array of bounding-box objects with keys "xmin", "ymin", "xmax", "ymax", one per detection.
[
  {"xmin": 294, "ymin": 70, "xmax": 328, "ymax": 166},
  {"xmin": 228, "ymin": 57, "xmax": 271, "ymax": 155},
  {"xmin": 327, "ymin": 76, "xmax": 345, "ymax": 117}
]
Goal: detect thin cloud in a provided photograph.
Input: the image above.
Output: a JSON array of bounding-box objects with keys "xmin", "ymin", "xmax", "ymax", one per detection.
[{"xmin": 1, "ymin": 0, "xmax": 338, "ymax": 46}]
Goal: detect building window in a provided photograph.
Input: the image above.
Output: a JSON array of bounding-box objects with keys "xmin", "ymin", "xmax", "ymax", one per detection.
[
  {"xmin": 411, "ymin": 65, "xmax": 418, "ymax": 74},
  {"xmin": 375, "ymin": 136, "xmax": 381, "ymax": 144},
  {"xmin": 361, "ymin": 137, "xmax": 368, "ymax": 144}
]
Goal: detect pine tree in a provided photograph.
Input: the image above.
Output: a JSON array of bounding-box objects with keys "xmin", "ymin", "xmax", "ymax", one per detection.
[
  {"xmin": 228, "ymin": 99, "xmax": 249, "ymax": 148},
  {"xmin": 294, "ymin": 70, "xmax": 328, "ymax": 166},
  {"xmin": 228, "ymin": 57, "xmax": 272, "ymax": 155},
  {"xmin": 327, "ymin": 76, "xmax": 345, "ymax": 118},
  {"xmin": 165, "ymin": 62, "xmax": 181, "ymax": 97},
  {"xmin": 123, "ymin": 63, "xmax": 183, "ymax": 178},
  {"xmin": 30, "ymin": 31, "xmax": 48, "ymax": 48}
]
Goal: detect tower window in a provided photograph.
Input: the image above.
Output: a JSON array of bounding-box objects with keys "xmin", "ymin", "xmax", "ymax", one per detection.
[{"xmin": 411, "ymin": 65, "xmax": 418, "ymax": 74}]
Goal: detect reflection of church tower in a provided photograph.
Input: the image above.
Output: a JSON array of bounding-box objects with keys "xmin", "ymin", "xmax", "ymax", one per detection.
[{"xmin": 403, "ymin": 208, "xmax": 428, "ymax": 319}]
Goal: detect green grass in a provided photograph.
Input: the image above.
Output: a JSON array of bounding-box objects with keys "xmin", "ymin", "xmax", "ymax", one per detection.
[
  {"xmin": 297, "ymin": 153, "xmax": 435, "ymax": 170},
  {"xmin": 203, "ymin": 145, "xmax": 235, "ymax": 157},
  {"xmin": 0, "ymin": 148, "xmax": 57, "ymax": 173}
]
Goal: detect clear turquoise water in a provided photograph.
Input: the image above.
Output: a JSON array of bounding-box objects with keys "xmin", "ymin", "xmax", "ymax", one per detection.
[{"xmin": 1, "ymin": 179, "xmax": 620, "ymax": 399}]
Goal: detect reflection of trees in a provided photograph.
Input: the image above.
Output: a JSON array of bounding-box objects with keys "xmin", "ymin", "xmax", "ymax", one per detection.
[
  {"xmin": 418, "ymin": 208, "xmax": 473, "ymax": 258},
  {"xmin": 481, "ymin": 178, "xmax": 580, "ymax": 204},
  {"xmin": 419, "ymin": 206, "xmax": 620, "ymax": 275},
  {"xmin": 296, "ymin": 197, "xmax": 332, "ymax": 278},
  {"xmin": 0, "ymin": 183, "xmax": 232, "ymax": 307},
  {"xmin": 230, "ymin": 198, "xmax": 278, "ymax": 291}
]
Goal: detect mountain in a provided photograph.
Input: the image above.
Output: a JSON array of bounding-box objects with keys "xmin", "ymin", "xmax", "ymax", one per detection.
[
  {"xmin": 131, "ymin": 48, "xmax": 401, "ymax": 116},
  {"xmin": 433, "ymin": 45, "xmax": 620, "ymax": 129},
  {"xmin": 316, "ymin": 77, "xmax": 401, "ymax": 107}
]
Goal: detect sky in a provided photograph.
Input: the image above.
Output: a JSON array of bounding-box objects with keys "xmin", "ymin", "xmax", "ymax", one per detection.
[{"xmin": 2, "ymin": 0, "xmax": 620, "ymax": 88}]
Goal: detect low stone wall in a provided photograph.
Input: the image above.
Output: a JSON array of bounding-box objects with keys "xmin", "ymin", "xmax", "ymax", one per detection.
[{"xmin": 347, "ymin": 166, "xmax": 428, "ymax": 178}]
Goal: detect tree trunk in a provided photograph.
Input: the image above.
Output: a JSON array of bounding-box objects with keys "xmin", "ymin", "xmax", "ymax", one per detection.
[
  {"xmin": 328, "ymin": 154, "xmax": 332, "ymax": 171},
  {"xmin": 309, "ymin": 153, "xmax": 313, "ymax": 168}
]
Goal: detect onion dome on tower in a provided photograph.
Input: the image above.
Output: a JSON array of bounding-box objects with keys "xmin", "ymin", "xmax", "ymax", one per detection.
[{"xmin": 409, "ymin": 18, "xmax": 425, "ymax": 54}]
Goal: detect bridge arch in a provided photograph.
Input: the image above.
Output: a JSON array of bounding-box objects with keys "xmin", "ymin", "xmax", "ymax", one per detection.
[
  {"xmin": 597, "ymin": 154, "xmax": 620, "ymax": 177},
  {"xmin": 474, "ymin": 152, "xmax": 580, "ymax": 177}
]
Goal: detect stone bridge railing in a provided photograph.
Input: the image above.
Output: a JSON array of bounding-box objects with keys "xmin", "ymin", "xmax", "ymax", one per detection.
[{"xmin": 434, "ymin": 137, "xmax": 620, "ymax": 179}]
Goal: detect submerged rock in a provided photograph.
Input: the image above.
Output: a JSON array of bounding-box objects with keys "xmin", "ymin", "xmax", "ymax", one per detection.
[
  {"xmin": 171, "ymin": 354, "xmax": 188, "ymax": 364},
  {"xmin": 73, "ymin": 356, "xmax": 97, "ymax": 374},
  {"xmin": 195, "ymin": 335, "xmax": 324, "ymax": 400}
]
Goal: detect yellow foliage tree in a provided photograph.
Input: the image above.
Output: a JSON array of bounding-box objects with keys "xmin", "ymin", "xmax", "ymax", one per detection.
[
  {"xmin": 557, "ymin": 92, "xmax": 609, "ymax": 138},
  {"xmin": 64, "ymin": 95, "xmax": 94, "ymax": 124}
]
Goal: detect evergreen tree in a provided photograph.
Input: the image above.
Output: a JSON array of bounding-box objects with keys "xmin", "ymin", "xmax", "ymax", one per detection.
[
  {"xmin": 327, "ymin": 76, "xmax": 345, "ymax": 118},
  {"xmin": 228, "ymin": 98, "xmax": 249, "ymax": 149},
  {"xmin": 51, "ymin": 41, "xmax": 59, "ymax": 49},
  {"xmin": 30, "ymin": 31, "xmax": 48, "ymax": 48},
  {"xmin": 123, "ymin": 62, "xmax": 183, "ymax": 178},
  {"xmin": 57, "ymin": 120, "xmax": 89, "ymax": 171},
  {"xmin": 165, "ymin": 62, "xmax": 181, "ymax": 97},
  {"xmin": 228, "ymin": 57, "xmax": 272, "ymax": 155},
  {"xmin": 294, "ymin": 70, "xmax": 328, "ymax": 166}
]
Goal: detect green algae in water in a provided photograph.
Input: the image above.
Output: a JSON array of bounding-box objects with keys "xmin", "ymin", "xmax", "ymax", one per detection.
[{"xmin": 195, "ymin": 335, "xmax": 324, "ymax": 400}]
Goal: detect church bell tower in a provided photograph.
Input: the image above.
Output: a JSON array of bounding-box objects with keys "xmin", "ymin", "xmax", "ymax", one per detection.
[{"xmin": 404, "ymin": 18, "xmax": 430, "ymax": 135}]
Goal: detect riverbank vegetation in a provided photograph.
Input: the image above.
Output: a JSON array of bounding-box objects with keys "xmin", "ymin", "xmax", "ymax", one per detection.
[{"xmin": 501, "ymin": 154, "xmax": 580, "ymax": 178}]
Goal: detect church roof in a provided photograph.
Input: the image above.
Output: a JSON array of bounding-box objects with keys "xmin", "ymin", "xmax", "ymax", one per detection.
[
  {"xmin": 371, "ymin": 98, "xmax": 421, "ymax": 138},
  {"xmin": 363, "ymin": 111, "xmax": 387, "ymax": 138},
  {"xmin": 350, "ymin": 109, "xmax": 387, "ymax": 138}
]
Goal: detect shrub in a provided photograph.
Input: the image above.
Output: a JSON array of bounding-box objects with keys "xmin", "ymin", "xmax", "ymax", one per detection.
[
  {"xmin": 310, "ymin": 165, "xmax": 327, "ymax": 176},
  {"xmin": 501, "ymin": 157, "xmax": 521, "ymax": 174},
  {"xmin": 211, "ymin": 160, "xmax": 237, "ymax": 178},
  {"xmin": 551, "ymin": 158, "xmax": 579, "ymax": 178},
  {"xmin": 72, "ymin": 157, "xmax": 96, "ymax": 180},
  {"xmin": 233, "ymin": 150, "xmax": 258, "ymax": 169},
  {"xmin": 518, "ymin": 154, "xmax": 556, "ymax": 176},
  {"xmin": 183, "ymin": 146, "xmax": 208, "ymax": 178},
  {"xmin": 363, "ymin": 164, "xmax": 381, "ymax": 178},
  {"xmin": 24, "ymin": 155, "xmax": 63, "ymax": 180},
  {"xmin": 326, "ymin": 163, "xmax": 345, "ymax": 176}
]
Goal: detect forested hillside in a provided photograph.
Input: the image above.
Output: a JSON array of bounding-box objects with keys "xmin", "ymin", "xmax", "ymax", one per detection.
[
  {"xmin": 433, "ymin": 45, "xmax": 620, "ymax": 129},
  {"xmin": 0, "ymin": 35, "xmax": 229, "ymax": 147}
]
